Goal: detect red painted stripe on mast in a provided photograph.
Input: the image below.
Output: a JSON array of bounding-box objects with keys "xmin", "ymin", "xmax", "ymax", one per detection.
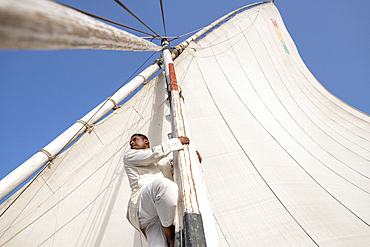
[{"xmin": 169, "ymin": 63, "xmax": 179, "ymax": 91}]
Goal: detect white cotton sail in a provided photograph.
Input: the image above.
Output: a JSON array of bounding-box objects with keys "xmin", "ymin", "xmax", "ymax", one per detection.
[
  {"xmin": 0, "ymin": 2, "xmax": 369, "ymax": 246},
  {"xmin": 176, "ymin": 3, "xmax": 370, "ymax": 245},
  {"xmin": 0, "ymin": 0, "xmax": 160, "ymax": 51}
]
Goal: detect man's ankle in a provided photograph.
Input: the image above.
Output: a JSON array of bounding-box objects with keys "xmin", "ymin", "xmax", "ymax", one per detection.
[{"xmin": 163, "ymin": 224, "xmax": 175, "ymax": 247}]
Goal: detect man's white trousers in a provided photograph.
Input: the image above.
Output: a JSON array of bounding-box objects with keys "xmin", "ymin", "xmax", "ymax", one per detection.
[{"xmin": 139, "ymin": 177, "xmax": 178, "ymax": 247}]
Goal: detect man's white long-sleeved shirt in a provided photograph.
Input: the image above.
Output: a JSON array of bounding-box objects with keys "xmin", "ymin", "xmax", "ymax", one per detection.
[{"xmin": 123, "ymin": 138, "xmax": 185, "ymax": 233}]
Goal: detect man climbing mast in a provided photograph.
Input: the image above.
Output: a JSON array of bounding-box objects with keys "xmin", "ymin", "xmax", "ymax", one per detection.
[{"xmin": 124, "ymin": 134, "xmax": 194, "ymax": 246}]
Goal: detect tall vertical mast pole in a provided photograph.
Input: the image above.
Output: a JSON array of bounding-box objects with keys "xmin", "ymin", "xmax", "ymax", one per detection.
[{"xmin": 161, "ymin": 39, "xmax": 207, "ymax": 246}]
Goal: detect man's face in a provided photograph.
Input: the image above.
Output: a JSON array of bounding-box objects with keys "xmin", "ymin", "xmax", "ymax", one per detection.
[{"xmin": 130, "ymin": 135, "xmax": 149, "ymax": 150}]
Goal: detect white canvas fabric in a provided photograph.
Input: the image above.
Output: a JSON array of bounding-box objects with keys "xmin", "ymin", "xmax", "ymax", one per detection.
[
  {"xmin": 174, "ymin": 3, "xmax": 370, "ymax": 246},
  {"xmin": 0, "ymin": 2, "xmax": 369, "ymax": 246}
]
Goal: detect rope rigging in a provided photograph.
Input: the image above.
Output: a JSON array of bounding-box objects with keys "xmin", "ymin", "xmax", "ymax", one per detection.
[
  {"xmin": 113, "ymin": 0, "xmax": 160, "ymax": 38},
  {"xmin": 159, "ymin": 0, "xmax": 167, "ymax": 37},
  {"xmin": 57, "ymin": 2, "xmax": 154, "ymax": 37},
  {"xmin": 60, "ymin": 0, "xmax": 202, "ymax": 44}
]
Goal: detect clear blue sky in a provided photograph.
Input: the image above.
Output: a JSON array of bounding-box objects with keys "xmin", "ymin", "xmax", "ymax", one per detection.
[{"xmin": 0, "ymin": 0, "xmax": 369, "ymax": 200}]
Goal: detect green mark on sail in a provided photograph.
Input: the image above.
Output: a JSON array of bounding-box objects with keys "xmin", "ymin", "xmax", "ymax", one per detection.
[{"xmin": 281, "ymin": 40, "xmax": 290, "ymax": 54}]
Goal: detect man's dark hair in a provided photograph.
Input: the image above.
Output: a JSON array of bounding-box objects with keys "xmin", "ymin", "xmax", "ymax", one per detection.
[{"xmin": 130, "ymin": 133, "xmax": 150, "ymax": 147}]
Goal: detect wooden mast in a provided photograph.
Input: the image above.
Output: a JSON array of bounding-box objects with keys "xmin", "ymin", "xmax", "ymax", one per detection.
[{"xmin": 161, "ymin": 39, "xmax": 207, "ymax": 246}]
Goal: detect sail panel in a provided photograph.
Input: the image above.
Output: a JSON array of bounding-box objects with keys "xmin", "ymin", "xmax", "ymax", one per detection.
[
  {"xmin": 265, "ymin": 5, "xmax": 370, "ymax": 130},
  {"xmin": 175, "ymin": 2, "xmax": 370, "ymax": 246}
]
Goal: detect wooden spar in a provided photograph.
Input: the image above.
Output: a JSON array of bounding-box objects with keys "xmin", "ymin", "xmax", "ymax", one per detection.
[
  {"xmin": 0, "ymin": 60, "xmax": 161, "ymax": 201},
  {"xmin": 0, "ymin": 0, "xmax": 160, "ymax": 51},
  {"xmin": 162, "ymin": 39, "xmax": 207, "ymax": 246}
]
